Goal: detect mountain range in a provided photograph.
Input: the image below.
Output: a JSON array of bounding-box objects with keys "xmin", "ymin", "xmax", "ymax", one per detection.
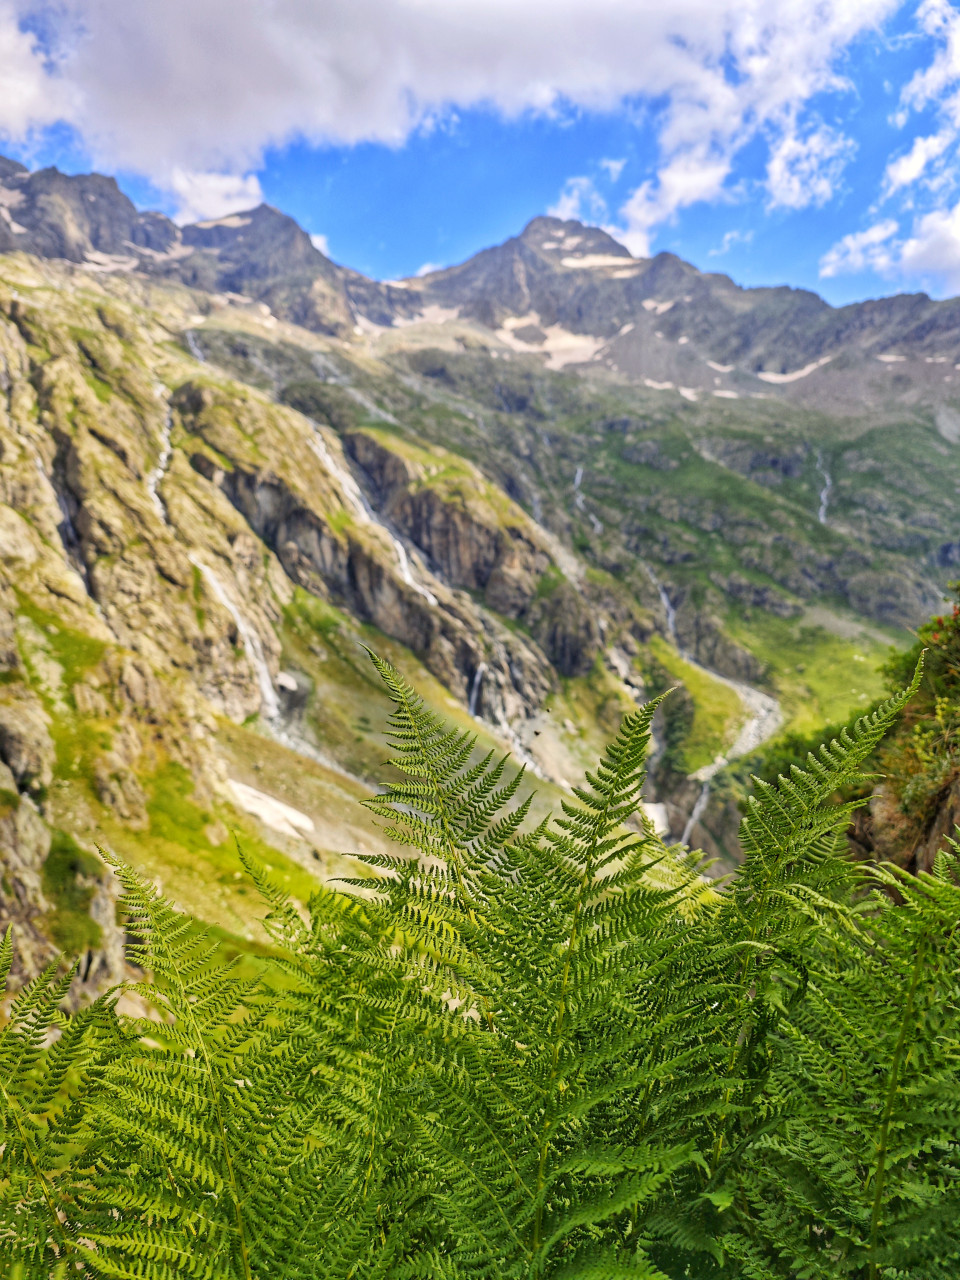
[
  {"xmin": 0, "ymin": 157, "xmax": 956, "ymax": 995},
  {"xmin": 7, "ymin": 156, "xmax": 960, "ymax": 416}
]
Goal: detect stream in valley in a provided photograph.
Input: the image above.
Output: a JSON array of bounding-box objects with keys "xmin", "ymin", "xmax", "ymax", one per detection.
[{"xmin": 645, "ymin": 565, "xmax": 783, "ymax": 845}]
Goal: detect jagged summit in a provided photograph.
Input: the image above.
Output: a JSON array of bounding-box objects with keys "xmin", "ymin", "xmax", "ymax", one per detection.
[
  {"xmin": 182, "ymin": 203, "xmax": 328, "ymax": 273},
  {"xmin": 0, "ymin": 156, "xmax": 27, "ymax": 180},
  {"xmin": 0, "ymin": 161, "xmax": 177, "ymax": 262},
  {"xmin": 0, "ymin": 159, "xmax": 361, "ymax": 333},
  {"xmin": 518, "ymin": 215, "xmax": 634, "ymax": 261}
]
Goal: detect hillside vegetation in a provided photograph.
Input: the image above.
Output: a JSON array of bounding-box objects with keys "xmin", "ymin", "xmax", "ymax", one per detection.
[{"xmin": 5, "ymin": 655, "xmax": 960, "ymax": 1278}]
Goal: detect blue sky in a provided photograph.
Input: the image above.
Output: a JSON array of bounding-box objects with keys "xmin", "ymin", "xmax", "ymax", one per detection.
[{"xmin": 4, "ymin": 1, "xmax": 960, "ymax": 304}]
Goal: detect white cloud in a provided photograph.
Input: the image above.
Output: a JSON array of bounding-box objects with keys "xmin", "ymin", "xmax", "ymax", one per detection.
[
  {"xmin": 882, "ymin": 130, "xmax": 952, "ymax": 195},
  {"xmin": 821, "ymin": 204, "xmax": 960, "ymax": 295},
  {"xmin": 858, "ymin": 0, "xmax": 960, "ymax": 294},
  {"xmin": 607, "ymin": 0, "xmax": 892, "ymax": 250},
  {"xmin": 900, "ymin": 201, "xmax": 960, "ymax": 290},
  {"xmin": 882, "ymin": 0, "xmax": 960, "ymax": 205},
  {"xmin": 709, "ymin": 228, "xmax": 754, "ymax": 256},
  {"xmin": 818, "ymin": 219, "xmax": 899, "ymax": 278},
  {"xmin": 0, "ymin": 0, "xmax": 896, "ymax": 246},
  {"xmin": 415, "ymin": 261, "xmax": 441, "ymax": 277},
  {"xmin": 548, "ymin": 175, "xmax": 608, "ymax": 222},
  {"xmin": 0, "ymin": 5, "xmax": 70, "ymax": 139},
  {"xmin": 168, "ymin": 169, "xmax": 264, "ymax": 224},
  {"xmin": 310, "ymin": 232, "xmax": 330, "ymax": 256},
  {"xmin": 766, "ymin": 124, "xmax": 855, "ymax": 210},
  {"xmin": 600, "ymin": 157, "xmax": 626, "ymax": 182},
  {"xmin": 616, "ymin": 156, "xmax": 731, "ymax": 256},
  {"xmin": 900, "ymin": 0, "xmax": 960, "ymax": 123}
]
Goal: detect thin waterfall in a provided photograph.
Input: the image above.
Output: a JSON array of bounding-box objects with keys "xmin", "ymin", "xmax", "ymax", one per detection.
[
  {"xmin": 573, "ymin": 465, "xmax": 585, "ymax": 509},
  {"xmin": 468, "ymin": 663, "xmax": 486, "ymax": 717},
  {"xmin": 147, "ymin": 404, "xmax": 173, "ymax": 525},
  {"xmin": 185, "ymin": 330, "xmax": 206, "ymax": 362},
  {"xmin": 573, "ymin": 465, "xmax": 603, "ymax": 532},
  {"xmin": 681, "ymin": 780, "xmax": 711, "ymax": 846},
  {"xmin": 656, "ymin": 582, "xmax": 678, "ymax": 643},
  {"xmin": 309, "ymin": 426, "xmax": 438, "ymax": 605},
  {"xmin": 392, "ymin": 537, "xmax": 439, "ymax": 606},
  {"xmin": 190, "ymin": 556, "xmax": 280, "ymax": 720},
  {"xmin": 641, "ymin": 562, "xmax": 781, "ymax": 847},
  {"xmin": 816, "ymin": 450, "xmax": 832, "ymax": 524},
  {"xmin": 643, "ymin": 563, "xmax": 678, "ymax": 644}
]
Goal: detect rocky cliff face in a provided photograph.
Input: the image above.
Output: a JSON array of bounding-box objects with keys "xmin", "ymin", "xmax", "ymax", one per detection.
[
  {"xmin": 0, "ymin": 159, "xmax": 176, "ymax": 262},
  {"xmin": 848, "ymin": 778, "xmax": 960, "ymax": 878},
  {"xmin": 0, "ymin": 254, "xmax": 614, "ymax": 991}
]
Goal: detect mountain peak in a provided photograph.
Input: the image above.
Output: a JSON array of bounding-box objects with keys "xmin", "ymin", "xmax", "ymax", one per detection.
[
  {"xmin": 0, "ymin": 155, "xmax": 27, "ymax": 181},
  {"xmin": 520, "ymin": 215, "xmax": 634, "ymax": 262}
]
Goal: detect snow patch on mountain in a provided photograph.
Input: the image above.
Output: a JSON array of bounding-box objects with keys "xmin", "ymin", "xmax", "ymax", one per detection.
[{"xmin": 756, "ymin": 356, "xmax": 832, "ymax": 383}]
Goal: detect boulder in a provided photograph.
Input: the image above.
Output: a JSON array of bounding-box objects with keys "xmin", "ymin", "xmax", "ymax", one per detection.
[{"xmin": 0, "ymin": 691, "xmax": 55, "ymax": 796}]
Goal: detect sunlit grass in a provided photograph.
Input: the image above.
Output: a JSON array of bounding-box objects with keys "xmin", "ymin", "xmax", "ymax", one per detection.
[
  {"xmin": 726, "ymin": 609, "xmax": 903, "ymax": 736},
  {"xmin": 648, "ymin": 635, "xmax": 744, "ymax": 772}
]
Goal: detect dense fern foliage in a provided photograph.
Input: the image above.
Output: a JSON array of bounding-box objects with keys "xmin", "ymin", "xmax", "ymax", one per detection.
[{"xmin": 3, "ymin": 654, "xmax": 959, "ymax": 1278}]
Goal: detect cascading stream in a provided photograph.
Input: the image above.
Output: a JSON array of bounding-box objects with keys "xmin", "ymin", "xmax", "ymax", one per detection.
[
  {"xmin": 643, "ymin": 562, "xmax": 782, "ymax": 845},
  {"xmin": 147, "ymin": 395, "xmax": 174, "ymax": 527},
  {"xmin": 189, "ymin": 556, "xmax": 280, "ymax": 721},
  {"xmin": 572, "ymin": 465, "xmax": 603, "ymax": 534},
  {"xmin": 142, "ymin": 397, "xmax": 432, "ymax": 781},
  {"xmin": 184, "ymin": 330, "xmax": 206, "ymax": 363},
  {"xmin": 573, "ymin": 465, "xmax": 585, "ymax": 509},
  {"xmin": 308, "ymin": 425, "xmax": 438, "ymax": 606},
  {"xmin": 189, "ymin": 557, "xmax": 371, "ymax": 786},
  {"xmin": 644, "ymin": 565, "xmax": 678, "ymax": 644},
  {"xmin": 681, "ymin": 781, "xmax": 711, "ymax": 847},
  {"xmin": 468, "ymin": 663, "xmax": 486, "ymax": 718},
  {"xmin": 816, "ymin": 450, "xmax": 832, "ymax": 524}
]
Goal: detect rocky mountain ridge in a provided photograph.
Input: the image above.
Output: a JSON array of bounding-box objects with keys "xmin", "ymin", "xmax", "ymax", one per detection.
[{"xmin": 7, "ymin": 156, "xmax": 960, "ymax": 417}]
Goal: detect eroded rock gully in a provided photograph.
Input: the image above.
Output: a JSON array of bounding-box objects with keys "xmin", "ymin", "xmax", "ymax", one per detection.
[{"xmin": 171, "ymin": 384, "xmax": 558, "ymax": 724}]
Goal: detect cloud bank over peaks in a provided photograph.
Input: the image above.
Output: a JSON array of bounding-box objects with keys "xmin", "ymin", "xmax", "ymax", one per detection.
[{"xmin": 0, "ymin": 0, "xmax": 891, "ymax": 232}]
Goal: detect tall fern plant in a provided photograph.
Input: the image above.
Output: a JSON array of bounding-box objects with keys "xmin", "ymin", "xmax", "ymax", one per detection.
[{"xmin": 2, "ymin": 653, "xmax": 957, "ymax": 1278}]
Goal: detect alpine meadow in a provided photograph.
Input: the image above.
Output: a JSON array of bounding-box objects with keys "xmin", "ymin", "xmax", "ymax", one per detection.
[{"xmin": 3, "ymin": 651, "xmax": 960, "ymax": 1278}]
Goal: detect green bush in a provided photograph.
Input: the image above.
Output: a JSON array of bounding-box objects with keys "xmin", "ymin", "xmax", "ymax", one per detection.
[
  {"xmin": 41, "ymin": 830, "xmax": 103, "ymax": 955},
  {"xmin": 2, "ymin": 654, "xmax": 959, "ymax": 1278}
]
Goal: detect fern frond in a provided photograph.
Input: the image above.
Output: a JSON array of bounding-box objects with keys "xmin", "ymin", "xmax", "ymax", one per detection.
[
  {"xmin": 78, "ymin": 852, "xmax": 340, "ymax": 1279},
  {"xmin": 0, "ymin": 929, "xmax": 117, "ymax": 1276},
  {"xmin": 8, "ymin": 653, "xmax": 956, "ymax": 1278}
]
